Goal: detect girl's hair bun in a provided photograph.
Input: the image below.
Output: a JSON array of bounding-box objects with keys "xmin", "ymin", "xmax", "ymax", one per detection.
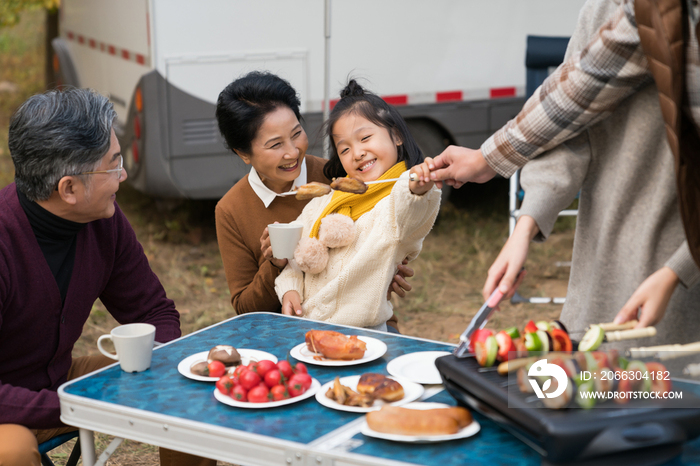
[{"xmin": 340, "ymin": 79, "xmax": 365, "ymax": 98}]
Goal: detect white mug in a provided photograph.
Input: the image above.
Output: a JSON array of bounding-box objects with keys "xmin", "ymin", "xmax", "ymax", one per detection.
[
  {"xmin": 268, "ymin": 223, "xmax": 304, "ymax": 260},
  {"xmin": 97, "ymin": 323, "xmax": 156, "ymax": 373}
]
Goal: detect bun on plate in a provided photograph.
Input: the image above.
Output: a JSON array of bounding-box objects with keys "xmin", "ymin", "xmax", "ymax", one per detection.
[
  {"xmin": 366, "ymin": 405, "xmax": 472, "ymax": 436},
  {"xmin": 356, "ymin": 373, "xmax": 404, "ymax": 402}
]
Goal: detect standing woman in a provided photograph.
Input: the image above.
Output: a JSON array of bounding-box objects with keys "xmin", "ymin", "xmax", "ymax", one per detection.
[{"xmin": 214, "ymin": 72, "xmax": 405, "ymax": 331}]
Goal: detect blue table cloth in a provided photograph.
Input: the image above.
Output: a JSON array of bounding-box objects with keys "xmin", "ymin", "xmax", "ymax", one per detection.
[{"xmin": 62, "ymin": 313, "xmax": 700, "ymax": 466}]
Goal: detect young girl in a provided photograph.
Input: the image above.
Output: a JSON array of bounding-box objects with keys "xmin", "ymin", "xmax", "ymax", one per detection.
[{"xmin": 275, "ymin": 80, "xmax": 440, "ymax": 331}]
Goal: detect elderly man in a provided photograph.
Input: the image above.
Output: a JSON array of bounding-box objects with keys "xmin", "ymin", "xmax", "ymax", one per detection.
[{"xmin": 0, "ymin": 89, "xmax": 214, "ymax": 466}]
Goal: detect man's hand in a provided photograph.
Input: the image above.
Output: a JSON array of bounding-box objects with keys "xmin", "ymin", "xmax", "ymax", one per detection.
[
  {"xmin": 427, "ymin": 146, "xmax": 498, "ymax": 188},
  {"xmin": 260, "ymin": 224, "xmax": 288, "ymax": 270},
  {"xmin": 387, "ymin": 259, "xmax": 414, "ymax": 300},
  {"xmin": 282, "ymin": 290, "xmax": 303, "ymax": 316},
  {"xmin": 614, "ymin": 267, "xmax": 680, "ymax": 328},
  {"xmin": 483, "ymin": 216, "xmax": 539, "ymax": 301}
]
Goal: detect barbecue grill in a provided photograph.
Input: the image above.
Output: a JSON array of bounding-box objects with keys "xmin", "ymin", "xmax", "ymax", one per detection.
[{"xmin": 436, "ymin": 354, "xmax": 700, "ymax": 465}]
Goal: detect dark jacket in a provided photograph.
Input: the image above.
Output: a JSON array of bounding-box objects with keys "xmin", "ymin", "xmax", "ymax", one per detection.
[{"xmin": 0, "ymin": 184, "xmax": 181, "ymax": 429}]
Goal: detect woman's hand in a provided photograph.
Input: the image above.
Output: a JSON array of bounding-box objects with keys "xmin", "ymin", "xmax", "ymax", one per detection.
[
  {"xmin": 260, "ymin": 224, "xmax": 288, "ymax": 270},
  {"xmin": 387, "ymin": 259, "xmax": 414, "ymax": 299},
  {"xmin": 282, "ymin": 291, "xmax": 303, "ymax": 316},
  {"xmin": 483, "ymin": 216, "xmax": 539, "ymax": 301},
  {"xmin": 614, "ymin": 267, "xmax": 680, "ymax": 328},
  {"xmin": 409, "ymin": 160, "xmax": 436, "ymax": 195}
]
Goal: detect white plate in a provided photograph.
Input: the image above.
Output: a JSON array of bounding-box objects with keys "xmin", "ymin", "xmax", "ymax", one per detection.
[
  {"xmin": 178, "ymin": 349, "xmax": 278, "ymax": 382},
  {"xmin": 360, "ymin": 402, "xmax": 480, "ymax": 442},
  {"xmin": 289, "ymin": 336, "xmax": 387, "ymax": 366},
  {"xmin": 213, "ymin": 378, "xmax": 320, "ymax": 409},
  {"xmin": 315, "ymin": 375, "xmax": 424, "ymax": 413},
  {"xmin": 386, "ymin": 351, "xmax": 451, "ymax": 385}
]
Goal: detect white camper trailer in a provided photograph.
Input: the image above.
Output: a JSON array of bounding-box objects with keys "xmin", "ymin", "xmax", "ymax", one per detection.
[{"xmin": 53, "ymin": 0, "xmax": 585, "ymax": 199}]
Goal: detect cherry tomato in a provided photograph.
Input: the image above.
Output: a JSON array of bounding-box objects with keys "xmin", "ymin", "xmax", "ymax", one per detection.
[
  {"xmin": 292, "ymin": 372, "xmax": 312, "ymax": 390},
  {"xmin": 271, "ymin": 384, "xmax": 291, "ymax": 401},
  {"xmin": 255, "ymin": 359, "xmax": 277, "ymax": 378},
  {"xmin": 277, "ymin": 360, "xmax": 293, "ymax": 379},
  {"xmin": 264, "ymin": 369, "xmax": 283, "ymax": 388},
  {"xmin": 207, "ymin": 360, "xmax": 226, "ymax": 378},
  {"xmin": 231, "ymin": 365, "xmax": 247, "ymax": 384},
  {"xmin": 248, "ymin": 385, "xmax": 270, "ymax": 403},
  {"xmin": 239, "ymin": 370, "xmax": 262, "ymax": 390},
  {"xmin": 248, "ymin": 361, "xmax": 259, "ymax": 372},
  {"xmin": 231, "ymin": 385, "xmax": 248, "ymax": 402},
  {"xmin": 216, "ymin": 375, "xmax": 235, "ymax": 395},
  {"xmin": 293, "ymin": 362, "xmax": 308, "ymax": 374},
  {"xmin": 287, "ymin": 374, "xmax": 308, "ymax": 397}
]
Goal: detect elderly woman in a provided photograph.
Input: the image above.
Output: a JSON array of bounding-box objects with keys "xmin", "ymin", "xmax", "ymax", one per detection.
[{"xmin": 214, "ymin": 72, "xmax": 410, "ymax": 332}]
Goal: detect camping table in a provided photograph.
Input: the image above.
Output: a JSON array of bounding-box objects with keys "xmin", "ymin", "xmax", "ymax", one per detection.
[{"xmin": 59, "ymin": 313, "xmax": 700, "ymax": 466}]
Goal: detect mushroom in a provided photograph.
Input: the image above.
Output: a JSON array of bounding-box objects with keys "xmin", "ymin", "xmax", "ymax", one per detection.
[{"xmin": 207, "ymin": 345, "xmax": 241, "ymax": 366}]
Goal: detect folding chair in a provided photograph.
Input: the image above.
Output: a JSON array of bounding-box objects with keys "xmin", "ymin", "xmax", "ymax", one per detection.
[
  {"xmin": 38, "ymin": 431, "xmax": 81, "ymax": 466},
  {"xmin": 510, "ymin": 35, "xmax": 572, "ymax": 305}
]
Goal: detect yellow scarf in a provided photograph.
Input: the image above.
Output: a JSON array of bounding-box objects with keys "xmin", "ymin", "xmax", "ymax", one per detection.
[{"xmin": 310, "ymin": 162, "xmax": 407, "ymax": 238}]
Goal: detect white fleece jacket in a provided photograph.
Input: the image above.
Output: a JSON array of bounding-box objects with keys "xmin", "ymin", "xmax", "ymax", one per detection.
[{"xmin": 275, "ymin": 171, "xmax": 441, "ymax": 328}]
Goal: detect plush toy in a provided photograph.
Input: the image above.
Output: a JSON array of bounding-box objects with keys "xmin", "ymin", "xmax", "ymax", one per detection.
[{"xmin": 295, "ymin": 213, "xmax": 355, "ymax": 273}]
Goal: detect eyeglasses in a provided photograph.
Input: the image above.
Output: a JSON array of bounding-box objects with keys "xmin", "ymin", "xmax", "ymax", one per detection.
[{"xmin": 76, "ymin": 155, "xmax": 123, "ymax": 180}]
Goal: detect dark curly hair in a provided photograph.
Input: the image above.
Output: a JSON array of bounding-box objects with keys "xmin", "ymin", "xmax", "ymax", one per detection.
[
  {"xmin": 216, "ymin": 71, "xmax": 302, "ymax": 156},
  {"xmin": 323, "ymin": 80, "xmax": 423, "ymax": 180}
]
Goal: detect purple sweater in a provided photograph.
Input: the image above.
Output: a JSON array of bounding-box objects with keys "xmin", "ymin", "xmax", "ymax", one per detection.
[{"xmin": 0, "ymin": 184, "xmax": 181, "ymax": 429}]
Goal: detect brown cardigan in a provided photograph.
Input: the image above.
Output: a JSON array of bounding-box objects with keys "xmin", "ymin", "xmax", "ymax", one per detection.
[{"xmin": 215, "ymin": 155, "xmax": 399, "ymax": 329}]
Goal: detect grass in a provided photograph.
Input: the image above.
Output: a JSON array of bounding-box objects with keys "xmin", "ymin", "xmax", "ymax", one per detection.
[{"xmin": 0, "ymin": 10, "xmax": 574, "ymax": 466}]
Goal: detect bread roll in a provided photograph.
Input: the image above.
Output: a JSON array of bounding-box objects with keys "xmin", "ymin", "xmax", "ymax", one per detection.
[
  {"xmin": 440, "ymin": 407, "xmax": 472, "ymax": 428},
  {"xmin": 366, "ymin": 406, "xmax": 471, "ymax": 436}
]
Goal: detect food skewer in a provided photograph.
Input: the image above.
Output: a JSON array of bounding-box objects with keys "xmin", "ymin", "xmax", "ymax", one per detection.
[
  {"xmin": 605, "ymin": 327, "xmax": 656, "ymax": 341},
  {"xmin": 278, "ymin": 173, "xmax": 420, "ymax": 198},
  {"xmin": 627, "ymin": 342, "xmax": 695, "ymax": 359},
  {"xmin": 578, "ymin": 324, "xmax": 656, "ymax": 351},
  {"xmin": 658, "ymin": 342, "xmax": 700, "ymax": 361},
  {"xmin": 364, "ymin": 172, "xmax": 419, "ymax": 184},
  {"xmin": 597, "ymin": 320, "xmax": 638, "ymax": 331}
]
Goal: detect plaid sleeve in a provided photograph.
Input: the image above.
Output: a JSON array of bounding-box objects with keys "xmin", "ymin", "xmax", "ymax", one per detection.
[{"xmin": 482, "ymin": 0, "xmax": 654, "ymax": 177}]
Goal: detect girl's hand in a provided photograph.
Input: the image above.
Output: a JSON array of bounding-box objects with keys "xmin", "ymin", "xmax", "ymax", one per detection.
[
  {"xmin": 613, "ymin": 267, "xmax": 680, "ymax": 328},
  {"xmin": 260, "ymin": 224, "xmax": 288, "ymax": 270},
  {"xmin": 409, "ymin": 160, "xmax": 435, "ymax": 195},
  {"xmin": 282, "ymin": 291, "xmax": 303, "ymax": 316}
]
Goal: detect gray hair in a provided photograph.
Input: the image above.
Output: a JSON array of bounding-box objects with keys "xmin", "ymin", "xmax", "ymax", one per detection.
[{"xmin": 9, "ymin": 88, "xmax": 117, "ymax": 201}]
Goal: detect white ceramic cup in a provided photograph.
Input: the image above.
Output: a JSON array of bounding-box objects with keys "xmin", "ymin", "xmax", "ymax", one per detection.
[
  {"xmin": 97, "ymin": 323, "xmax": 156, "ymax": 373},
  {"xmin": 268, "ymin": 223, "xmax": 304, "ymax": 260}
]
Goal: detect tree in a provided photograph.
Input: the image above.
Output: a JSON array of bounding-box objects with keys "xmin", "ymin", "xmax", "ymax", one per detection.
[{"xmin": 1, "ymin": 0, "xmax": 61, "ymax": 89}]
